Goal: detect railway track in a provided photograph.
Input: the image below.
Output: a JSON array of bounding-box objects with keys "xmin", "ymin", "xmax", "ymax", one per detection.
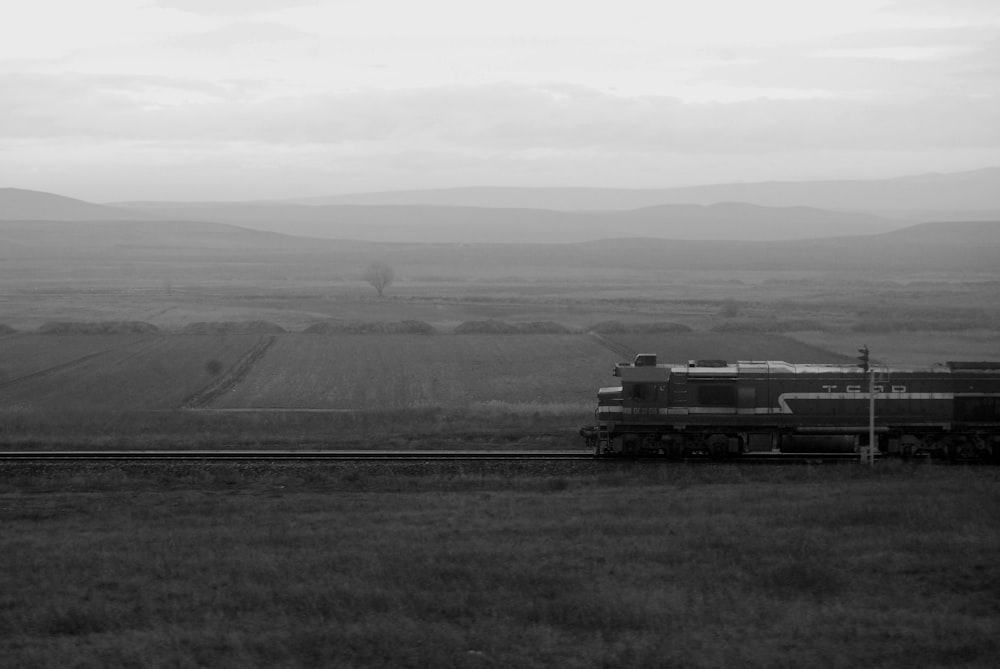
[
  {"xmin": 0, "ymin": 450, "xmax": 595, "ymax": 462},
  {"xmin": 0, "ymin": 450, "xmax": 926, "ymax": 465}
]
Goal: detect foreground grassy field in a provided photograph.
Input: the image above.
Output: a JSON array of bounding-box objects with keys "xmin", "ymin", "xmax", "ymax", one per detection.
[{"xmin": 2, "ymin": 464, "xmax": 997, "ymax": 668}]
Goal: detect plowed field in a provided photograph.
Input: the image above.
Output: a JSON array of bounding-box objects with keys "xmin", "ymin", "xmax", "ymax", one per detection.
[
  {"xmin": 0, "ymin": 334, "xmax": 155, "ymax": 384},
  {"xmin": 0, "ymin": 334, "xmax": 267, "ymax": 411},
  {"xmin": 211, "ymin": 334, "xmax": 619, "ymax": 411}
]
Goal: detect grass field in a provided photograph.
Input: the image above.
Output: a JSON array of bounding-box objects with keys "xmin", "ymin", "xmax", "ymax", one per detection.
[
  {"xmin": 0, "ymin": 334, "xmax": 268, "ymax": 412},
  {"xmin": 2, "ymin": 464, "xmax": 997, "ymax": 668},
  {"xmin": 211, "ymin": 333, "xmax": 617, "ymax": 411},
  {"xmin": 0, "ymin": 334, "xmax": 158, "ymax": 383}
]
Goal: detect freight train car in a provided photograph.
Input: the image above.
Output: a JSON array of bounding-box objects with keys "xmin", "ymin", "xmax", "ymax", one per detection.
[{"xmin": 580, "ymin": 354, "xmax": 1000, "ymax": 460}]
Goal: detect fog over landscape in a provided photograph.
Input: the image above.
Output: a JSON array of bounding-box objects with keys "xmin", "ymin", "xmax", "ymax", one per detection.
[
  {"xmin": 2, "ymin": 0, "xmax": 1000, "ymax": 210},
  {"xmin": 4, "ymin": 4, "xmax": 1000, "ymax": 668},
  {"xmin": 2, "ymin": 0, "xmax": 999, "ymax": 345}
]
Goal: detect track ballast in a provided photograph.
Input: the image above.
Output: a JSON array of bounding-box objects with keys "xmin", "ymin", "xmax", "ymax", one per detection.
[
  {"xmin": 0, "ymin": 450, "xmax": 595, "ymax": 462},
  {"xmin": 0, "ymin": 450, "xmax": 932, "ymax": 465}
]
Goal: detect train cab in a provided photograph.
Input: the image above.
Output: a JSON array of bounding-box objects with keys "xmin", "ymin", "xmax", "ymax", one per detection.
[{"xmin": 614, "ymin": 353, "xmax": 671, "ymax": 417}]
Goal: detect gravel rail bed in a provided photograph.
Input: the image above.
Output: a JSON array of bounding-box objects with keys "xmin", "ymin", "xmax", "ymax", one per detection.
[{"xmin": 0, "ymin": 459, "xmax": 611, "ymax": 480}]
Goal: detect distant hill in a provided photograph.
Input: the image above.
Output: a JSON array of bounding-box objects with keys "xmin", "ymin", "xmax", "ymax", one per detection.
[
  {"xmin": 615, "ymin": 203, "xmax": 898, "ymax": 239},
  {"xmin": 0, "ymin": 188, "xmax": 149, "ymax": 221},
  {"xmin": 2, "ymin": 216, "xmax": 996, "ymax": 273},
  {"xmin": 0, "ymin": 219, "xmax": 342, "ymax": 256},
  {"xmin": 6, "ymin": 166, "xmax": 999, "ymax": 244},
  {"xmin": 652, "ymin": 168, "xmax": 1000, "ymax": 215},
  {"xmin": 267, "ymin": 167, "xmax": 1000, "ymax": 216},
  {"xmin": 108, "ymin": 201, "xmax": 902, "ymax": 243},
  {"xmin": 880, "ymin": 219, "xmax": 1000, "ymax": 243},
  {"xmin": 563, "ymin": 220, "xmax": 1000, "ymax": 272}
]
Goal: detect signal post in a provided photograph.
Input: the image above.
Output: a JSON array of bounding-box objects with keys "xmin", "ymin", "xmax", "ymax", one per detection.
[{"xmin": 858, "ymin": 345, "xmax": 876, "ymax": 466}]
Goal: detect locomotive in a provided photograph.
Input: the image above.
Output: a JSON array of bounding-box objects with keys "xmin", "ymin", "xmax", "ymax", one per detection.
[{"xmin": 580, "ymin": 354, "xmax": 1000, "ymax": 460}]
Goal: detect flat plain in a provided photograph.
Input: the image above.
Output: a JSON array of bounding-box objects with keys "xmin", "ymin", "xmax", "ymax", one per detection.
[
  {"xmin": 1, "ymin": 271, "xmax": 999, "ymax": 448},
  {"xmin": 210, "ymin": 333, "xmax": 616, "ymax": 411},
  {"xmin": 2, "ymin": 217, "xmax": 999, "ymax": 667},
  {"xmin": 0, "ymin": 333, "xmax": 267, "ymax": 412}
]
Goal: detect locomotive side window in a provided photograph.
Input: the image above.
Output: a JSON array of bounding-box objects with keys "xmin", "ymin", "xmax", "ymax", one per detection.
[
  {"xmin": 630, "ymin": 383, "xmax": 658, "ymax": 402},
  {"xmin": 695, "ymin": 382, "xmax": 736, "ymax": 407}
]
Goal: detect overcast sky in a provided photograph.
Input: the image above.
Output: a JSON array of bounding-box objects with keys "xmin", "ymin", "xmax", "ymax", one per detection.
[{"xmin": 2, "ymin": 0, "xmax": 999, "ymax": 201}]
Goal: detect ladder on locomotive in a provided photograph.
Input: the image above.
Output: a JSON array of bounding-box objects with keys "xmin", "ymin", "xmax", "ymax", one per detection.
[{"xmin": 671, "ymin": 374, "xmax": 688, "ymax": 407}]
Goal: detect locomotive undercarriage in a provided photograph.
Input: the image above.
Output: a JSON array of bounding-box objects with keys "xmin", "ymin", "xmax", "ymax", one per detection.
[{"xmin": 582, "ymin": 424, "xmax": 999, "ymax": 462}]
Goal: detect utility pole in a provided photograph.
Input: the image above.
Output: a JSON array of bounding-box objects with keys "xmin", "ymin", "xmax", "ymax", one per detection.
[
  {"xmin": 857, "ymin": 345, "xmax": 875, "ymax": 466},
  {"xmin": 868, "ymin": 365, "xmax": 876, "ymax": 467}
]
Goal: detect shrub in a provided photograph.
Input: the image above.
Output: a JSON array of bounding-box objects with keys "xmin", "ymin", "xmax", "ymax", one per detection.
[
  {"xmin": 37, "ymin": 321, "xmax": 160, "ymax": 335},
  {"xmin": 588, "ymin": 321, "xmax": 692, "ymax": 334},
  {"xmin": 303, "ymin": 320, "xmax": 436, "ymax": 335},
  {"xmin": 454, "ymin": 320, "xmax": 571, "ymax": 334},
  {"xmin": 182, "ymin": 321, "xmax": 286, "ymax": 335},
  {"xmin": 719, "ymin": 298, "xmax": 742, "ymax": 318},
  {"xmin": 851, "ymin": 307, "xmax": 996, "ymax": 333},
  {"xmin": 711, "ymin": 319, "xmax": 828, "ymax": 333}
]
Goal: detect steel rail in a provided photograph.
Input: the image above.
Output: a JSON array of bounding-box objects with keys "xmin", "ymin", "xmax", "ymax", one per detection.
[
  {"xmin": 0, "ymin": 449, "xmax": 595, "ymax": 462},
  {"xmin": 1, "ymin": 451, "xmax": 962, "ymax": 465}
]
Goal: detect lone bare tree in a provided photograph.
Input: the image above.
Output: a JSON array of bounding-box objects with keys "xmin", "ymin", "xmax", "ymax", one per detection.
[{"xmin": 363, "ymin": 261, "xmax": 395, "ymax": 297}]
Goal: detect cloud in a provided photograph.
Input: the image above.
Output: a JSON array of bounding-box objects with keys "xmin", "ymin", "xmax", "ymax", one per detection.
[
  {"xmin": 161, "ymin": 20, "xmax": 319, "ymax": 51},
  {"xmin": 4, "ymin": 75, "xmax": 998, "ymax": 157},
  {"xmin": 151, "ymin": 0, "xmax": 322, "ymax": 16},
  {"xmin": 3, "ymin": 0, "xmax": 998, "ymax": 199},
  {"xmin": 880, "ymin": 0, "xmax": 1000, "ymax": 19},
  {"xmin": 812, "ymin": 45, "xmax": 974, "ymax": 62}
]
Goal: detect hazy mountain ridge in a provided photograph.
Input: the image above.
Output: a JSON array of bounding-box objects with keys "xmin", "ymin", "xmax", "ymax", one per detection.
[
  {"xmin": 102, "ymin": 166, "xmax": 1000, "ymax": 242},
  {"xmin": 4, "ymin": 185, "xmax": 907, "ymax": 242},
  {"xmin": 616, "ymin": 202, "xmax": 899, "ymax": 238},
  {"xmin": 2, "ymin": 168, "xmax": 998, "ymax": 247},
  {"xmin": 266, "ymin": 167, "xmax": 1000, "ymax": 213},
  {"xmin": 3, "ymin": 217, "xmax": 997, "ymax": 273},
  {"xmin": 0, "ymin": 188, "xmax": 153, "ymax": 221},
  {"xmin": 101, "ymin": 201, "xmax": 904, "ymax": 242}
]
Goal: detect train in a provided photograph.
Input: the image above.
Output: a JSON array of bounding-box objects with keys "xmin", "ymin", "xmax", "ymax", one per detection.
[{"xmin": 580, "ymin": 353, "xmax": 1000, "ymax": 461}]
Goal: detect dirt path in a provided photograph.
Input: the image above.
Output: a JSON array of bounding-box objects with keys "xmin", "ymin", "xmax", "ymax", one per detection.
[
  {"xmin": 181, "ymin": 335, "xmax": 277, "ymax": 409},
  {"xmin": 586, "ymin": 332, "xmax": 636, "ymax": 360}
]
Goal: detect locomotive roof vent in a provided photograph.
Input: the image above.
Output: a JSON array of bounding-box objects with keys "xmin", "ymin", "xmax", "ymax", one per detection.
[
  {"xmin": 633, "ymin": 353, "xmax": 657, "ymax": 367},
  {"xmin": 689, "ymin": 359, "xmax": 728, "ymax": 368}
]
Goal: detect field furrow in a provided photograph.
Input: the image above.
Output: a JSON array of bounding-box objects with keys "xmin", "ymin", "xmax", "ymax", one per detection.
[
  {"xmin": 209, "ymin": 334, "xmax": 620, "ymax": 411},
  {"xmin": 0, "ymin": 334, "xmax": 156, "ymax": 388},
  {"xmin": 0, "ymin": 335, "xmax": 266, "ymax": 412}
]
